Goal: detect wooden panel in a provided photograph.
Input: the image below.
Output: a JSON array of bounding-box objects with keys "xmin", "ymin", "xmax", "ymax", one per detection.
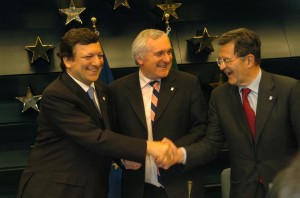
[
  {"xmin": 261, "ymin": 58, "xmax": 300, "ymax": 80},
  {"xmin": 176, "ymin": 19, "xmax": 292, "ymax": 65},
  {"xmin": 0, "ymin": 73, "xmax": 59, "ymax": 100},
  {"xmin": 0, "ymin": 73, "xmax": 59, "ymax": 124},
  {"xmin": 283, "ymin": 15, "xmax": 300, "ymax": 57},
  {"xmin": 0, "ymin": 122, "xmax": 37, "ymax": 147}
]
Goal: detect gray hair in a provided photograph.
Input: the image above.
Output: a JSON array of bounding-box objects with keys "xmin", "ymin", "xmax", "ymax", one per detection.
[{"xmin": 131, "ymin": 29, "xmax": 168, "ymax": 65}]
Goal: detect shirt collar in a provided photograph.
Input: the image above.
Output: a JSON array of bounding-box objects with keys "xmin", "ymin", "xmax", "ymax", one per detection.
[
  {"xmin": 139, "ymin": 70, "xmax": 161, "ymax": 89},
  {"xmin": 239, "ymin": 68, "xmax": 261, "ymax": 94},
  {"xmin": 67, "ymin": 72, "xmax": 95, "ymax": 92}
]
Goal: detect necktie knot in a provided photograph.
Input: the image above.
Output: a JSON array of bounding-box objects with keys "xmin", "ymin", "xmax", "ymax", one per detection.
[
  {"xmin": 242, "ymin": 88, "xmax": 251, "ymax": 98},
  {"xmin": 87, "ymin": 86, "xmax": 95, "ymax": 100},
  {"xmin": 149, "ymin": 80, "xmax": 159, "ymax": 89}
]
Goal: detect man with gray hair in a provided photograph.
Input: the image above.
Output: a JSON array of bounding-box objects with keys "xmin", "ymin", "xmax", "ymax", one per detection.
[{"xmin": 110, "ymin": 29, "xmax": 208, "ymax": 198}]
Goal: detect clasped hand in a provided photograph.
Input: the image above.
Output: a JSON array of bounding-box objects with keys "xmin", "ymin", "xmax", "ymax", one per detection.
[{"xmin": 122, "ymin": 138, "xmax": 183, "ymax": 170}]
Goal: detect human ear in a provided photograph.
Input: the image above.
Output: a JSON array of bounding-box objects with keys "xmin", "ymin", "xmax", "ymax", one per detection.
[
  {"xmin": 136, "ymin": 56, "xmax": 144, "ymax": 65},
  {"xmin": 63, "ymin": 57, "xmax": 73, "ymax": 68},
  {"xmin": 246, "ymin": 54, "xmax": 255, "ymax": 65}
]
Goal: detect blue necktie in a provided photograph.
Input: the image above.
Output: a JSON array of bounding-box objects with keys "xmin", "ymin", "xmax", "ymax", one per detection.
[{"xmin": 87, "ymin": 86, "xmax": 100, "ymax": 112}]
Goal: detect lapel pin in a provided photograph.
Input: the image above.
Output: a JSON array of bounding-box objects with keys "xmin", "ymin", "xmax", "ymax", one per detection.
[
  {"xmin": 269, "ymin": 96, "xmax": 273, "ymax": 100},
  {"xmin": 102, "ymin": 97, "xmax": 106, "ymax": 101},
  {"xmin": 170, "ymin": 87, "xmax": 174, "ymax": 91}
]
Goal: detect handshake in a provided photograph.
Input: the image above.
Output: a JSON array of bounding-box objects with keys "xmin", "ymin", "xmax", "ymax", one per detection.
[{"xmin": 123, "ymin": 138, "xmax": 184, "ymax": 170}]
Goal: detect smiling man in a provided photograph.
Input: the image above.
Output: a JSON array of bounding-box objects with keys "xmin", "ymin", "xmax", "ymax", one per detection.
[
  {"xmin": 168, "ymin": 28, "xmax": 300, "ymax": 198},
  {"xmin": 109, "ymin": 29, "xmax": 208, "ymax": 198},
  {"xmin": 16, "ymin": 28, "xmax": 174, "ymax": 198}
]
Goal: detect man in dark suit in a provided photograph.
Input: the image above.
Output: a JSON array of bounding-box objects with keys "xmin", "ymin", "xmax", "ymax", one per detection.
[
  {"xmin": 17, "ymin": 28, "xmax": 173, "ymax": 198},
  {"xmin": 109, "ymin": 29, "xmax": 208, "ymax": 198},
  {"xmin": 164, "ymin": 28, "xmax": 300, "ymax": 198}
]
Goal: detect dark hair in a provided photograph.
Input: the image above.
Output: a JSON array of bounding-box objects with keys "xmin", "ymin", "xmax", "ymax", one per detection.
[
  {"xmin": 218, "ymin": 28, "xmax": 261, "ymax": 65},
  {"xmin": 57, "ymin": 28, "xmax": 99, "ymax": 71}
]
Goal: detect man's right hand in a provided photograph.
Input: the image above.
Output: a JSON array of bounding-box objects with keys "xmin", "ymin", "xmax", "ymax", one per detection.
[{"xmin": 146, "ymin": 140, "xmax": 176, "ymax": 170}]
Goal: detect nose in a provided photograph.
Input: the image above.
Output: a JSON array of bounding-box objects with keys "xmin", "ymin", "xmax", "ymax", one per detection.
[
  {"xmin": 92, "ymin": 55, "xmax": 103, "ymax": 66},
  {"xmin": 218, "ymin": 62, "xmax": 226, "ymax": 71},
  {"xmin": 163, "ymin": 53, "xmax": 172, "ymax": 63}
]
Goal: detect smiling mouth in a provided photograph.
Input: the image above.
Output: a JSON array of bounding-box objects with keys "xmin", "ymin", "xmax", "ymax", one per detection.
[
  {"xmin": 157, "ymin": 65, "xmax": 168, "ymax": 68},
  {"xmin": 87, "ymin": 66, "xmax": 99, "ymax": 72},
  {"xmin": 224, "ymin": 70, "xmax": 233, "ymax": 77}
]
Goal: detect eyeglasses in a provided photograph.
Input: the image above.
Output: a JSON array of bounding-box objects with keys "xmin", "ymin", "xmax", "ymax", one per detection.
[{"xmin": 216, "ymin": 56, "xmax": 244, "ymax": 67}]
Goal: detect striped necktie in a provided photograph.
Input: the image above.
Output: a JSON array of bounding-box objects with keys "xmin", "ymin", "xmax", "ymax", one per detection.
[
  {"xmin": 149, "ymin": 80, "xmax": 162, "ymax": 184},
  {"xmin": 149, "ymin": 80, "xmax": 160, "ymax": 126}
]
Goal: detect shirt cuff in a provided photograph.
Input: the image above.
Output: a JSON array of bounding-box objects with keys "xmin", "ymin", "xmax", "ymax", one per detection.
[{"xmin": 179, "ymin": 147, "xmax": 187, "ymax": 165}]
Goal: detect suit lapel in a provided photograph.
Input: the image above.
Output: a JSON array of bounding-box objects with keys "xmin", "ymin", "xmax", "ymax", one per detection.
[
  {"xmin": 125, "ymin": 73, "xmax": 147, "ymax": 128},
  {"xmin": 154, "ymin": 72, "xmax": 176, "ymax": 126},
  {"xmin": 61, "ymin": 73, "xmax": 104, "ymax": 126},
  {"xmin": 226, "ymin": 85, "xmax": 254, "ymax": 144},
  {"xmin": 255, "ymin": 71, "xmax": 277, "ymax": 143},
  {"xmin": 95, "ymin": 85, "xmax": 110, "ymax": 129}
]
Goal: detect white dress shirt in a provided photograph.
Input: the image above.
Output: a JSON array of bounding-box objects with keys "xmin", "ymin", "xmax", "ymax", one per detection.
[{"xmin": 139, "ymin": 70, "xmax": 162, "ymax": 187}]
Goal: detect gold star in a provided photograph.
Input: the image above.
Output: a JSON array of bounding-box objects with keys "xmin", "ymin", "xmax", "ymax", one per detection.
[
  {"xmin": 157, "ymin": 0, "xmax": 182, "ymax": 20},
  {"xmin": 25, "ymin": 36, "xmax": 55, "ymax": 63},
  {"xmin": 112, "ymin": 163, "xmax": 120, "ymax": 170},
  {"xmin": 187, "ymin": 27, "xmax": 218, "ymax": 54},
  {"xmin": 59, "ymin": 0, "xmax": 86, "ymax": 25},
  {"xmin": 16, "ymin": 87, "xmax": 42, "ymax": 113},
  {"xmin": 113, "ymin": 0, "xmax": 130, "ymax": 10}
]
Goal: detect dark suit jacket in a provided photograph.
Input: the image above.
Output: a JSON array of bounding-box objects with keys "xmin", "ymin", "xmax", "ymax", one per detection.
[
  {"xmin": 185, "ymin": 70, "xmax": 300, "ymax": 198},
  {"xmin": 17, "ymin": 72, "xmax": 147, "ymax": 198},
  {"xmin": 110, "ymin": 69, "xmax": 208, "ymax": 198}
]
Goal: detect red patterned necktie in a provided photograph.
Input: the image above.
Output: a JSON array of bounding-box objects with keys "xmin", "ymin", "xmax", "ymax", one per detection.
[{"xmin": 242, "ymin": 88, "xmax": 256, "ymax": 139}]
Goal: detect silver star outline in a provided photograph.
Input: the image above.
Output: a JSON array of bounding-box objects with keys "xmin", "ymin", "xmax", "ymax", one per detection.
[
  {"xmin": 25, "ymin": 36, "xmax": 54, "ymax": 63},
  {"xmin": 16, "ymin": 87, "xmax": 42, "ymax": 113},
  {"xmin": 59, "ymin": 0, "xmax": 86, "ymax": 25}
]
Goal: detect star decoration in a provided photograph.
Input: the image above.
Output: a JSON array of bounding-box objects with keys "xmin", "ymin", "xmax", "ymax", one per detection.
[
  {"xmin": 25, "ymin": 36, "xmax": 55, "ymax": 63},
  {"xmin": 157, "ymin": 0, "xmax": 182, "ymax": 20},
  {"xmin": 113, "ymin": 0, "xmax": 130, "ymax": 10},
  {"xmin": 187, "ymin": 27, "xmax": 218, "ymax": 55},
  {"xmin": 59, "ymin": 0, "xmax": 86, "ymax": 25},
  {"xmin": 112, "ymin": 163, "xmax": 120, "ymax": 170},
  {"xmin": 16, "ymin": 87, "xmax": 42, "ymax": 113}
]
